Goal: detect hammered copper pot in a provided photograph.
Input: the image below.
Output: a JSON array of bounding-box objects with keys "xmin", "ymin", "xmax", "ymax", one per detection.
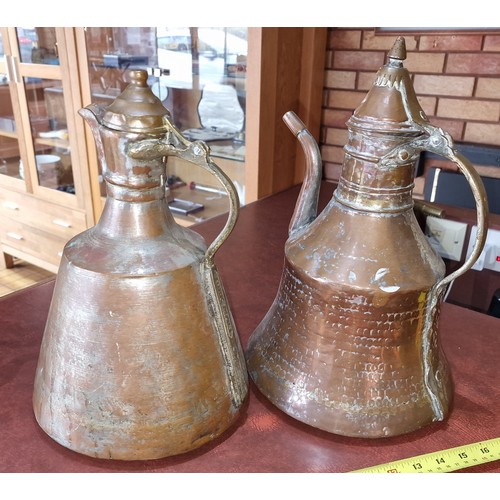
[
  {"xmin": 33, "ymin": 70, "xmax": 248, "ymax": 460},
  {"xmin": 246, "ymin": 37, "xmax": 488, "ymax": 438}
]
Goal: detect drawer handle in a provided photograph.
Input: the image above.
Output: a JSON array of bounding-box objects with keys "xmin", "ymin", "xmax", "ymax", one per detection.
[
  {"xmin": 3, "ymin": 201, "xmax": 19, "ymax": 210},
  {"xmin": 53, "ymin": 219, "xmax": 72, "ymax": 228},
  {"xmin": 6, "ymin": 231, "xmax": 23, "ymax": 241}
]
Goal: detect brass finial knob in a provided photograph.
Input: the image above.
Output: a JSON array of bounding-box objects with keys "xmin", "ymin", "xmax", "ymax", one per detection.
[
  {"xmin": 388, "ymin": 36, "xmax": 407, "ymax": 61},
  {"xmin": 129, "ymin": 69, "xmax": 149, "ymax": 87}
]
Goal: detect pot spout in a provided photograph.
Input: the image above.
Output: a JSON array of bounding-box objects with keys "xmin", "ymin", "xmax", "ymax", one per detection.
[{"xmin": 283, "ymin": 111, "xmax": 322, "ymax": 236}]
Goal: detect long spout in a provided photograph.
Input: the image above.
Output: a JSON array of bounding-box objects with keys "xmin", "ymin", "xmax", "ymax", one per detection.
[{"xmin": 283, "ymin": 111, "xmax": 322, "ymax": 236}]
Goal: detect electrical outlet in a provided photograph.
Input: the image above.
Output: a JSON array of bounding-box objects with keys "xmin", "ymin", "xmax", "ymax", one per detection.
[
  {"xmin": 466, "ymin": 226, "xmax": 500, "ymax": 272},
  {"xmin": 424, "ymin": 216, "xmax": 467, "ymax": 262}
]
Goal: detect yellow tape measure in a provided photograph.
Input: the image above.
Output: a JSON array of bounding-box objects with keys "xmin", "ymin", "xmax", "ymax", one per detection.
[{"xmin": 351, "ymin": 437, "xmax": 500, "ymax": 473}]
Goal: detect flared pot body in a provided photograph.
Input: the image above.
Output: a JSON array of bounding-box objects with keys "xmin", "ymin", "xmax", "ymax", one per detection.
[
  {"xmin": 33, "ymin": 198, "xmax": 247, "ymax": 460},
  {"xmin": 246, "ymin": 198, "xmax": 453, "ymax": 438}
]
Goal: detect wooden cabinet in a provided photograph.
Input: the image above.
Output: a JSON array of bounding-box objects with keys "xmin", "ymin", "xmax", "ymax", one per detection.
[
  {"xmin": 0, "ymin": 27, "xmax": 94, "ymax": 272},
  {"xmin": 0, "ymin": 27, "xmax": 327, "ymax": 272}
]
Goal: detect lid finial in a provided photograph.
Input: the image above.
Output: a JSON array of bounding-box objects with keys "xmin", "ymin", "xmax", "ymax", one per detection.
[
  {"xmin": 128, "ymin": 69, "xmax": 149, "ymax": 87},
  {"xmin": 388, "ymin": 36, "xmax": 407, "ymax": 62}
]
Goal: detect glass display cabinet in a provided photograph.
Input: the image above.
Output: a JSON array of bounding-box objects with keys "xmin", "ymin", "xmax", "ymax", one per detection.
[
  {"xmin": 0, "ymin": 26, "xmax": 326, "ymax": 270},
  {"xmin": 0, "ymin": 27, "xmax": 93, "ymax": 271},
  {"xmin": 76, "ymin": 27, "xmax": 326, "ymax": 227},
  {"xmin": 78, "ymin": 27, "xmax": 248, "ymax": 226}
]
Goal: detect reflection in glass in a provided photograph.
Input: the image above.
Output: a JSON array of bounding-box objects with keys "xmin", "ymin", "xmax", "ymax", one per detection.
[
  {"xmin": 85, "ymin": 27, "xmax": 247, "ymax": 143},
  {"xmin": 24, "ymin": 76, "xmax": 74, "ymax": 192},
  {"xmin": 16, "ymin": 27, "xmax": 59, "ymax": 65},
  {"xmin": 84, "ymin": 27, "xmax": 247, "ymax": 198},
  {"xmin": 0, "ymin": 74, "xmax": 21, "ymax": 179}
]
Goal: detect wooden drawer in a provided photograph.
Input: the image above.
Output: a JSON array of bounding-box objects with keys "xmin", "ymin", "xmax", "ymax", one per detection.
[
  {"xmin": 0, "ymin": 186, "xmax": 87, "ymax": 240},
  {"xmin": 0, "ymin": 216, "xmax": 70, "ymax": 268}
]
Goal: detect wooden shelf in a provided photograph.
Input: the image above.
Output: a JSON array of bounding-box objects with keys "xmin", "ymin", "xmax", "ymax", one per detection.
[
  {"xmin": 34, "ymin": 136, "xmax": 69, "ymax": 149},
  {"xmin": 0, "ymin": 129, "xmax": 17, "ymax": 139}
]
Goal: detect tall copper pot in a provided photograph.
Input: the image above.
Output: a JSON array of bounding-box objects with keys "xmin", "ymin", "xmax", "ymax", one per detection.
[
  {"xmin": 246, "ymin": 38, "xmax": 488, "ymax": 438},
  {"xmin": 33, "ymin": 70, "xmax": 248, "ymax": 460}
]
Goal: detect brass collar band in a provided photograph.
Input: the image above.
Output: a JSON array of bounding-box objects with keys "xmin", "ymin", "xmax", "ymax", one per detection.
[
  {"xmin": 105, "ymin": 181, "xmax": 165, "ymax": 202},
  {"xmin": 334, "ymin": 176, "xmax": 414, "ymax": 213}
]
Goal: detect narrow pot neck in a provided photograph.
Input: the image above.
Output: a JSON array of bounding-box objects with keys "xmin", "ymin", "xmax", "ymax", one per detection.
[
  {"xmin": 96, "ymin": 183, "xmax": 176, "ymax": 239},
  {"xmin": 334, "ymin": 127, "xmax": 419, "ymax": 213}
]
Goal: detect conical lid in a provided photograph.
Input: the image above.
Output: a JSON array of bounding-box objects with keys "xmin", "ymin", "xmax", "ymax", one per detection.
[
  {"xmin": 349, "ymin": 37, "xmax": 428, "ymax": 134},
  {"xmin": 101, "ymin": 69, "xmax": 171, "ymax": 134}
]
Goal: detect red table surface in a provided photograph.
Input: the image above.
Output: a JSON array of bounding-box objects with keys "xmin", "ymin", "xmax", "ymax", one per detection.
[{"xmin": 1, "ymin": 182, "xmax": 499, "ymax": 473}]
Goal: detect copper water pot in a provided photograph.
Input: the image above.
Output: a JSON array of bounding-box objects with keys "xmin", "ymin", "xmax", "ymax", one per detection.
[
  {"xmin": 33, "ymin": 70, "xmax": 248, "ymax": 460},
  {"xmin": 246, "ymin": 37, "xmax": 488, "ymax": 438}
]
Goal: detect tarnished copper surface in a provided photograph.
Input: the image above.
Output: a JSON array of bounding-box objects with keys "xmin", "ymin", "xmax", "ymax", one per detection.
[
  {"xmin": 246, "ymin": 37, "xmax": 488, "ymax": 438},
  {"xmin": 32, "ymin": 70, "xmax": 248, "ymax": 460},
  {"xmin": 2, "ymin": 188, "xmax": 500, "ymax": 472}
]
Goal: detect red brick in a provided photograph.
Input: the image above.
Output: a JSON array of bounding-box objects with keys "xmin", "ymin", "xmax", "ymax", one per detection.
[
  {"xmin": 419, "ymin": 35, "xmax": 483, "ymax": 51},
  {"xmin": 324, "ymin": 49, "xmax": 333, "ymax": 69},
  {"xmin": 362, "ymin": 31, "xmax": 417, "ymax": 51},
  {"xmin": 476, "ymin": 77, "xmax": 500, "ymax": 98},
  {"xmin": 330, "ymin": 29, "xmax": 362, "ymax": 50},
  {"xmin": 358, "ymin": 71, "xmax": 378, "ymax": 91},
  {"xmin": 323, "ymin": 162, "xmax": 343, "ymax": 181},
  {"xmin": 413, "ymin": 74, "xmax": 475, "ymax": 97},
  {"xmin": 475, "ymin": 165, "xmax": 500, "ymax": 178},
  {"xmin": 464, "ymin": 122, "xmax": 500, "ymax": 146},
  {"xmin": 483, "ymin": 35, "xmax": 500, "ymax": 51},
  {"xmin": 425, "ymin": 117, "xmax": 464, "ymax": 142},
  {"xmin": 417, "ymin": 96, "xmax": 437, "ymax": 117},
  {"xmin": 324, "ymin": 127, "xmax": 349, "ymax": 146},
  {"xmin": 327, "ymin": 90, "xmax": 366, "ymax": 110},
  {"xmin": 321, "ymin": 145, "xmax": 345, "ymax": 165},
  {"xmin": 437, "ymin": 98, "xmax": 500, "ymax": 121},
  {"xmin": 322, "ymin": 108, "xmax": 352, "ymax": 128},
  {"xmin": 333, "ymin": 50, "xmax": 385, "ymax": 71},
  {"xmin": 447, "ymin": 53, "xmax": 500, "ymax": 75},
  {"xmin": 405, "ymin": 52, "xmax": 446, "ymax": 74},
  {"xmin": 322, "ymin": 89, "xmax": 329, "ymax": 108},
  {"xmin": 324, "ymin": 70, "xmax": 356, "ymax": 89},
  {"xmin": 422, "ymin": 158, "xmax": 459, "ymax": 174}
]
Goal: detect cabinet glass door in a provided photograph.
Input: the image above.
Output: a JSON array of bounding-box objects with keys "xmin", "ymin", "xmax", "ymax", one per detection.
[
  {"xmin": 12, "ymin": 27, "xmax": 75, "ymax": 194},
  {"xmin": 0, "ymin": 29, "xmax": 23, "ymax": 182},
  {"xmin": 22, "ymin": 75, "xmax": 74, "ymax": 192}
]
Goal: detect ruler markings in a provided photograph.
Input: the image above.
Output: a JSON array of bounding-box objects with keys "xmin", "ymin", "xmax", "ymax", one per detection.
[{"xmin": 350, "ymin": 437, "xmax": 500, "ymax": 473}]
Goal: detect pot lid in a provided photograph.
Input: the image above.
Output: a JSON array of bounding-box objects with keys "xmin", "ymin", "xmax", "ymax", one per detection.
[
  {"xmin": 101, "ymin": 69, "xmax": 171, "ymax": 134},
  {"xmin": 349, "ymin": 37, "xmax": 428, "ymax": 133}
]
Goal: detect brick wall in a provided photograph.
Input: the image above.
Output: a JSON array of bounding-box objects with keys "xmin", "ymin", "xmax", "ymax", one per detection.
[{"xmin": 321, "ymin": 28, "xmax": 500, "ymax": 181}]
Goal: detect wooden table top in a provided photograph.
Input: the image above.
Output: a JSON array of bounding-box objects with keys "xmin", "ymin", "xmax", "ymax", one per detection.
[{"xmin": 1, "ymin": 182, "xmax": 499, "ymax": 473}]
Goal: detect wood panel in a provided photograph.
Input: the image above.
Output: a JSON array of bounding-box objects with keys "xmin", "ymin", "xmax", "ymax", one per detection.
[
  {"xmin": 245, "ymin": 28, "xmax": 327, "ymax": 202},
  {"xmin": 294, "ymin": 27, "xmax": 328, "ymax": 184}
]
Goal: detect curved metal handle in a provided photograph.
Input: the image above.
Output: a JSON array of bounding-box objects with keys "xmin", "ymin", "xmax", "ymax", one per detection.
[
  {"xmin": 433, "ymin": 149, "xmax": 488, "ymax": 291},
  {"xmin": 384, "ymin": 124, "xmax": 489, "ymax": 292},
  {"xmin": 380, "ymin": 124, "xmax": 488, "ymax": 292},
  {"xmin": 283, "ymin": 111, "xmax": 322, "ymax": 236},
  {"xmin": 126, "ymin": 119, "xmax": 239, "ymax": 264},
  {"xmin": 172, "ymin": 139, "xmax": 240, "ymax": 263}
]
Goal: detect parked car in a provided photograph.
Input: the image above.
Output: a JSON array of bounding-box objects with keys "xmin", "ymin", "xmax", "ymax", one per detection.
[
  {"xmin": 157, "ymin": 29, "xmax": 192, "ymax": 52},
  {"xmin": 157, "ymin": 28, "xmax": 247, "ymax": 60}
]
